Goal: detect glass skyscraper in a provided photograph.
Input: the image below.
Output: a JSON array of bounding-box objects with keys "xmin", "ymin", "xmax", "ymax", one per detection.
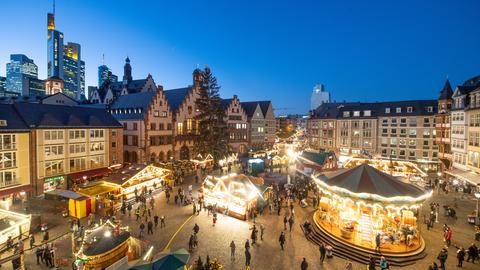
[
  {"xmin": 98, "ymin": 65, "xmax": 118, "ymax": 87},
  {"xmin": 6, "ymin": 54, "xmax": 39, "ymax": 95},
  {"xmin": 47, "ymin": 12, "xmax": 84, "ymax": 100}
]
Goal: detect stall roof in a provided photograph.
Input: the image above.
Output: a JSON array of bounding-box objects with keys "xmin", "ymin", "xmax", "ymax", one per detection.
[
  {"xmin": 45, "ymin": 189, "xmax": 84, "ymax": 200},
  {"xmin": 82, "ymin": 223, "xmax": 130, "ymax": 257},
  {"xmin": 298, "ymin": 151, "xmax": 334, "ymax": 166},
  {"xmin": 77, "ymin": 182, "xmax": 120, "ymax": 197},
  {"xmin": 445, "ymin": 168, "xmax": 480, "ymax": 186},
  {"xmin": 101, "ymin": 165, "xmax": 147, "ymax": 185},
  {"xmin": 317, "ymin": 164, "xmax": 426, "ymax": 198}
]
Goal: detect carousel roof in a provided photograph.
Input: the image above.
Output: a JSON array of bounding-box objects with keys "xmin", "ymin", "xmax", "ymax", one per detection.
[{"xmin": 318, "ymin": 164, "xmax": 425, "ymax": 198}]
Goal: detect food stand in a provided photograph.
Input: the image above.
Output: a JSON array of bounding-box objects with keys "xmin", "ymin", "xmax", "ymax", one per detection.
[
  {"xmin": 312, "ymin": 164, "xmax": 432, "ymax": 253},
  {"xmin": 69, "ymin": 196, "xmax": 96, "ymax": 219},
  {"xmin": 201, "ymin": 173, "xmax": 263, "ymax": 220},
  {"xmin": 76, "ymin": 181, "xmax": 122, "ymax": 217},
  {"xmin": 191, "ymin": 154, "xmax": 214, "ymax": 169},
  {"xmin": 0, "ymin": 209, "xmax": 31, "ymax": 244},
  {"xmin": 120, "ymin": 165, "xmax": 172, "ymax": 200}
]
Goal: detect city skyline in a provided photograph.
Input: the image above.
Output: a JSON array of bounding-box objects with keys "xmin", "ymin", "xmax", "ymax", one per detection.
[{"xmin": 1, "ymin": 0, "xmax": 480, "ymax": 113}]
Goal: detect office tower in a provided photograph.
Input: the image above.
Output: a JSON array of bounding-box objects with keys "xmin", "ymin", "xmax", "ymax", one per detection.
[
  {"xmin": 98, "ymin": 65, "xmax": 118, "ymax": 87},
  {"xmin": 6, "ymin": 54, "xmax": 39, "ymax": 95},
  {"xmin": 310, "ymin": 84, "xmax": 331, "ymax": 110},
  {"xmin": 0, "ymin": 76, "xmax": 5, "ymax": 92},
  {"xmin": 63, "ymin": 42, "xmax": 85, "ymax": 99},
  {"xmin": 47, "ymin": 13, "xmax": 64, "ymax": 79}
]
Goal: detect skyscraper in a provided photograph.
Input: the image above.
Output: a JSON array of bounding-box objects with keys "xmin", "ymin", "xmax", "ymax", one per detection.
[
  {"xmin": 98, "ymin": 65, "xmax": 118, "ymax": 87},
  {"xmin": 47, "ymin": 11, "xmax": 84, "ymax": 100},
  {"xmin": 47, "ymin": 12, "xmax": 64, "ymax": 79},
  {"xmin": 6, "ymin": 54, "xmax": 39, "ymax": 95},
  {"xmin": 63, "ymin": 42, "xmax": 85, "ymax": 99},
  {"xmin": 310, "ymin": 84, "xmax": 331, "ymax": 110}
]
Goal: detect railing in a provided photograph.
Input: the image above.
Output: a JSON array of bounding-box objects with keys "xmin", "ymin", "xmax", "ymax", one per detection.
[{"xmin": 0, "ymin": 178, "xmax": 19, "ymax": 188}]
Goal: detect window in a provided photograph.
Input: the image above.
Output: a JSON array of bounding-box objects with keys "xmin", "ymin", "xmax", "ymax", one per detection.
[
  {"xmin": 188, "ymin": 106, "xmax": 193, "ymax": 114},
  {"xmin": 257, "ymin": 127, "xmax": 264, "ymax": 133},
  {"xmin": 133, "ymin": 123, "xmax": 138, "ymax": 130},
  {"xmin": 407, "ymin": 107, "xmax": 413, "ymax": 113},
  {"xmin": 409, "ymin": 151, "xmax": 415, "ymax": 157},
  {"xmin": 44, "ymin": 160, "xmax": 64, "ymax": 176},
  {"xmin": 343, "ymin": 111, "xmax": 350, "ymax": 117},
  {"xmin": 0, "ymin": 171, "xmax": 17, "ymax": 187},
  {"xmin": 390, "ymin": 138, "xmax": 397, "ymax": 145},
  {"xmin": 385, "ymin": 108, "xmax": 390, "ymax": 113},
  {"xmin": 0, "ymin": 152, "xmax": 16, "ymax": 169},
  {"xmin": 69, "ymin": 130, "xmax": 86, "ymax": 140},
  {"xmin": 44, "ymin": 130, "xmax": 64, "ymax": 141},
  {"xmin": 90, "ymin": 129, "xmax": 104, "ymax": 139},
  {"xmin": 123, "ymin": 123, "xmax": 128, "ymax": 130},
  {"xmin": 423, "ymin": 152, "xmax": 429, "ymax": 158},
  {"xmin": 90, "ymin": 142, "xmax": 104, "ymax": 152},
  {"xmin": 0, "ymin": 134, "xmax": 16, "ymax": 150},
  {"xmin": 364, "ymin": 110, "xmax": 371, "ymax": 117},
  {"xmin": 409, "ymin": 129, "xmax": 416, "ymax": 136},
  {"xmin": 69, "ymin": 144, "xmax": 86, "ymax": 154},
  {"xmin": 187, "ymin": 119, "xmax": 193, "ymax": 133},
  {"xmin": 177, "ymin": 123, "xmax": 184, "ymax": 135},
  {"xmin": 44, "ymin": 145, "xmax": 64, "ymax": 157},
  {"xmin": 161, "ymin": 111, "xmax": 167, "ymax": 117},
  {"xmin": 400, "ymin": 118, "xmax": 406, "ymax": 124},
  {"xmin": 167, "ymin": 123, "xmax": 173, "ymax": 130},
  {"xmin": 112, "ymin": 130, "xmax": 117, "ymax": 137},
  {"xmin": 69, "ymin": 158, "xmax": 86, "ymax": 172},
  {"xmin": 423, "ymin": 130, "xmax": 430, "ymax": 137},
  {"xmin": 423, "ymin": 140, "xmax": 429, "ymax": 146},
  {"xmin": 396, "ymin": 107, "xmax": 401, "ymax": 113},
  {"xmin": 154, "ymin": 110, "xmax": 160, "ymax": 117},
  {"xmin": 90, "ymin": 155, "xmax": 105, "ymax": 169},
  {"xmin": 150, "ymin": 123, "xmax": 156, "ymax": 130},
  {"xmin": 409, "ymin": 140, "xmax": 416, "ymax": 146},
  {"xmin": 353, "ymin": 111, "xmax": 360, "ymax": 117},
  {"xmin": 159, "ymin": 123, "xmax": 164, "ymax": 130},
  {"xmin": 427, "ymin": 106, "xmax": 433, "ymax": 112}
]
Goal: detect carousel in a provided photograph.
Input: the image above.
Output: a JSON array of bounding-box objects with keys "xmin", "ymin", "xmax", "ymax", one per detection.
[
  {"xmin": 312, "ymin": 164, "xmax": 432, "ymax": 254},
  {"xmin": 201, "ymin": 173, "xmax": 263, "ymax": 220}
]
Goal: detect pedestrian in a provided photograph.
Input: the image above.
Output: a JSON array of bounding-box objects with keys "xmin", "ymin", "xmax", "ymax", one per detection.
[
  {"xmin": 139, "ymin": 222, "xmax": 145, "ymax": 238},
  {"xmin": 288, "ymin": 215, "xmax": 294, "ymax": 232},
  {"xmin": 35, "ymin": 247, "xmax": 43, "ymax": 265},
  {"xmin": 345, "ymin": 259, "xmax": 353, "ymax": 270},
  {"xmin": 379, "ymin": 256, "xmax": 389, "ymax": 269},
  {"xmin": 444, "ymin": 226, "xmax": 452, "ymax": 247},
  {"xmin": 160, "ymin": 216, "xmax": 165, "ymax": 228},
  {"xmin": 368, "ymin": 256, "xmax": 376, "ymax": 270},
  {"xmin": 193, "ymin": 202, "xmax": 197, "ymax": 215},
  {"xmin": 260, "ymin": 224, "xmax": 265, "ymax": 240},
  {"xmin": 127, "ymin": 203, "xmax": 132, "ymax": 217},
  {"xmin": 375, "ymin": 233, "xmax": 381, "ymax": 252},
  {"xmin": 212, "ymin": 213, "xmax": 217, "ymax": 226},
  {"xmin": 437, "ymin": 248, "xmax": 448, "ymax": 270},
  {"xmin": 230, "ymin": 240, "xmax": 236, "ymax": 260},
  {"xmin": 245, "ymin": 248, "xmax": 251, "ymax": 267},
  {"xmin": 319, "ymin": 243, "xmax": 326, "ymax": 263},
  {"xmin": 193, "ymin": 223, "xmax": 200, "ymax": 234},
  {"xmin": 147, "ymin": 220, "xmax": 153, "ymax": 235},
  {"xmin": 430, "ymin": 262, "xmax": 439, "ymax": 270},
  {"xmin": 301, "ymin": 258, "xmax": 308, "ymax": 270},
  {"xmin": 466, "ymin": 243, "xmax": 478, "ymax": 263},
  {"xmin": 188, "ymin": 234, "xmax": 194, "ymax": 250},
  {"xmin": 29, "ymin": 233, "xmax": 35, "ymax": 249},
  {"xmin": 154, "ymin": 215, "xmax": 159, "ymax": 228},
  {"xmin": 457, "ymin": 246, "xmax": 466, "ymax": 267},
  {"xmin": 251, "ymin": 225, "xmax": 257, "ymax": 245},
  {"xmin": 283, "ymin": 215, "xmax": 288, "ymax": 230},
  {"xmin": 135, "ymin": 208, "xmax": 140, "ymax": 221},
  {"xmin": 279, "ymin": 231, "xmax": 286, "ymax": 250}
]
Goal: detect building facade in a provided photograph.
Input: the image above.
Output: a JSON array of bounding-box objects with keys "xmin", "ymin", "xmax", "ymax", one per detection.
[
  {"xmin": 222, "ymin": 95, "xmax": 249, "ymax": 153},
  {"xmin": 6, "ymin": 54, "xmax": 39, "ymax": 95},
  {"xmin": 310, "ymin": 84, "xmax": 331, "ymax": 111},
  {"xmin": 98, "ymin": 65, "xmax": 118, "ymax": 88},
  {"xmin": 63, "ymin": 42, "xmax": 85, "ymax": 99},
  {"xmin": 436, "ymin": 80, "xmax": 453, "ymax": 170}
]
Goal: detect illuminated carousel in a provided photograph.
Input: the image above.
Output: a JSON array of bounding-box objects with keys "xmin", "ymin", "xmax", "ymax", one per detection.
[{"xmin": 312, "ymin": 164, "xmax": 432, "ymax": 254}]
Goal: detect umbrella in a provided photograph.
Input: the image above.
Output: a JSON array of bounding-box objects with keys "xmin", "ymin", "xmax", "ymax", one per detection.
[{"xmin": 152, "ymin": 249, "xmax": 190, "ymax": 270}]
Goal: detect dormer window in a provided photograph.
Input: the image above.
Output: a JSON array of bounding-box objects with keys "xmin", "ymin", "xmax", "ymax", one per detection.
[
  {"xmin": 353, "ymin": 111, "xmax": 360, "ymax": 117},
  {"xmin": 396, "ymin": 107, "xmax": 401, "ymax": 113},
  {"xmin": 427, "ymin": 106, "xmax": 433, "ymax": 112},
  {"xmin": 343, "ymin": 111, "xmax": 350, "ymax": 117},
  {"xmin": 385, "ymin": 108, "xmax": 390, "ymax": 113},
  {"xmin": 364, "ymin": 110, "xmax": 371, "ymax": 117},
  {"xmin": 407, "ymin": 107, "xmax": 413, "ymax": 113}
]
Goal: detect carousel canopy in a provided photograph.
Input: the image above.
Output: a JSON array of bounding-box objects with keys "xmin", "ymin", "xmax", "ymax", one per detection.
[{"xmin": 316, "ymin": 164, "xmax": 427, "ymax": 201}]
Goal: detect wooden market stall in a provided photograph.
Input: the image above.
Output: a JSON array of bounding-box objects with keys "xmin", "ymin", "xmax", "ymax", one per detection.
[
  {"xmin": 201, "ymin": 173, "xmax": 263, "ymax": 220},
  {"xmin": 312, "ymin": 164, "xmax": 432, "ymax": 254},
  {"xmin": 69, "ymin": 196, "xmax": 96, "ymax": 219},
  {"xmin": 76, "ymin": 181, "xmax": 122, "ymax": 217},
  {"xmin": 120, "ymin": 165, "xmax": 172, "ymax": 200},
  {"xmin": 0, "ymin": 209, "xmax": 31, "ymax": 245},
  {"xmin": 191, "ymin": 154, "xmax": 214, "ymax": 169}
]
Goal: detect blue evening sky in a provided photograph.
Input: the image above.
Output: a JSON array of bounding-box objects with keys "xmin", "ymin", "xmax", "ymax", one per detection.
[{"xmin": 1, "ymin": 0, "xmax": 479, "ymax": 114}]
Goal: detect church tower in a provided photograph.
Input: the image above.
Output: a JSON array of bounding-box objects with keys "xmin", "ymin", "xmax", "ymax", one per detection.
[{"xmin": 123, "ymin": 56, "xmax": 132, "ymax": 84}]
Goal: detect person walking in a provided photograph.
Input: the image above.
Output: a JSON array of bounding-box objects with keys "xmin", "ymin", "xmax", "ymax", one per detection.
[
  {"xmin": 345, "ymin": 260, "xmax": 353, "ymax": 270},
  {"xmin": 154, "ymin": 215, "xmax": 159, "ymax": 228},
  {"xmin": 319, "ymin": 243, "xmax": 326, "ymax": 263},
  {"xmin": 193, "ymin": 223, "xmax": 200, "ymax": 234},
  {"xmin": 437, "ymin": 248, "xmax": 448, "ymax": 270},
  {"xmin": 245, "ymin": 239, "xmax": 250, "ymax": 251},
  {"xmin": 444, "ymin": 227, "xmax": 452, "ymax": 247},
  {"xmin": 260, "ymin": 224, "xmax": 265, "ymax": 240},
  {"xmin": 147, "ymin": 220, "xmax": 153, "ymax": 235},
  {"xmin": 250, "ymin": 225, "xmax": 257, "ymax": 245},
  {"xmin": 466, "ymin": 243, "xmax": 478, "ymax": 263},
  {"xmin": 301, "ymin": 258, "xmax": 308, "ymax": 270},
  {"xmin": 457, "ymin": 247, "xmax": 466, "ymax": 267},
  {"xmin": 35, "ymin": 246, "xmax": 43, "ymax": 265},
  {"xmin": 160, "ymin": 216, "xmax": 166, "ymax": 228},
  {"xmin": 245, "ymin": 248, "xmax": 251, "ymax": 267},
  {"xmin": 135, "ymin": 208, "xmax": 140, "ymax": 221},
  {"xmin": 29, "ymin": 234, "xmax": 35, "ymax": 249},
  {"xmin": 139, "ymin": 222, "xmax": 145, "ymax": 238},
  {"xmin": 279, "ymin": 231, "xmax": 286, "ymax": 250},
  {"xmin": 288, "ymin": 215, "xmax": 294, "ymax": 232},
  {"xmin": 212, "ymin": 213, "xmax": 217, "ymax": 226},
  {"xmin": 379, "ymin": 256, "xmax": 389, "ymax": 269},
  {"xmin": 230, "ymin": 240, "xmax": 236, "ymax": 260},
  {"xmin": 283, "ymin": 215, "xmax": 288, "ymax": 230}
]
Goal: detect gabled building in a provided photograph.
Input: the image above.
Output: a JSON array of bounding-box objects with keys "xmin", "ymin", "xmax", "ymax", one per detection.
[
  {"xmin": 222, "ymin": 95, "xmax": 249, "ymax": 153},
  {"xmin": 89, "ymin": 57, "xmax": 156, "ymax": 105},
  {"xmin": 436, "ymin": 80, "xmax": 453, "ymax": 170}
]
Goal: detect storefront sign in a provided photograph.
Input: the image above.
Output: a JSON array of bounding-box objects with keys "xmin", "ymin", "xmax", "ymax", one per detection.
[{"xmin": 44, "ymin": 175, "xmax": 65, "ymax": 183}]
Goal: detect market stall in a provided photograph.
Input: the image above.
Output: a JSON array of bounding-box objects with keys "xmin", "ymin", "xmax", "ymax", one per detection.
[
  {"xmin": 74, "ymin": 220, "xmax": 132, "ymax": 270},
  {"xmin": 69, "ymin": 196, "xmax": 96, "ymax": 219},
  {"xmin": 76, "ymin": 181, "xmax": 122, "ymax": 217},
  {"xmin": 201, "ymin": 173, "xmax": 263, "ymax": 220},
  {"xmin": 120, "ymin": 165, "xmax": 172, "ymax": 200},
  {"xmin": 191, "ymin": 154, "xmax": 214, "ymax": 169},
  {"xmin": 0, "ymin": 209, "xmax": 31, "ymax": 245},
  {"xmin": 312, "ymin": 164, "xmax": 432, "ymax": 253},
  {"xmin": 247, "ymin": 158, "xmax": 265, "ymax": 176}
]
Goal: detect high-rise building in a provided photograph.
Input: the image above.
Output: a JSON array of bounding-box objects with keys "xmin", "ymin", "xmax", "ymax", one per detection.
[
  {"xmin": 6, "ymin": 54, "xmax": 39, "ymax": 95},
  {"xmin": 310, "ymin": 84, "xmax": 331, "ymax": 111},
  {"xmin": 0, "ymin": 76, "xmax": 5, "ymax": 92},
  {"xmin": 47, "ymin": 13, "xmax": 64, "ymax": 79},
  {"xmin": 98, "ymin": 65, "xmax": 118, "ymax": 87},
  {"xmin": 63, "ymin": 42, "xmax": 85, "ymax": 99},
  {"xmin": 47, "ymin": 11, "xmax": 84, "ymax": 100}
]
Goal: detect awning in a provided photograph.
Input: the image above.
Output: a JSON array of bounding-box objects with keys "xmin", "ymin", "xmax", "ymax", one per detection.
[
  {"xmin": 68, "ymin": 167, "xmax": 112, "ymax": 182},
  {"xmin": 0, "ymin": 185, "xmax": 32, "ymax": 197},
  {"xmin": 445, "ymin": 169, "xmax": 480, "ymax": 186}
]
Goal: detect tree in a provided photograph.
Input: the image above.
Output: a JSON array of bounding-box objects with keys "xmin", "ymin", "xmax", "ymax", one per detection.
[{"xmin": 194, "ymin": 67, "xmax": 228, "ymax": 164}]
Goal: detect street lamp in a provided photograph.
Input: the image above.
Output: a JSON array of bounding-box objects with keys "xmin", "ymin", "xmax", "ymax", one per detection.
[{"xmin": 475, "ymin": 192, "xmax": 480, "ymax": 225}]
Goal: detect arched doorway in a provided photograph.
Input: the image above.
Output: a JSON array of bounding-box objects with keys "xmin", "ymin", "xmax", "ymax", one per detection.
[
  {"xmin": 150, "ymin": 153, "xmax": 156, "ymax": 163},
  {"xmin": 158, "ymin": 151, "xmax": 165, "ymax": 162},
  {"xmin": 124, "ymin": 151, "xmax": 130, "ymax": 163},
  {"xmin": 180, "ymin": 145, "xmax": 190, "ymax": 160}
]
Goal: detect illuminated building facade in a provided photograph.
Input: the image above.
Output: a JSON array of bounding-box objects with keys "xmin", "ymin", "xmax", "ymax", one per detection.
[
  {"xmin": 98, "ymin": 65, "xmax": 118, "ymax": 88},
  {"xmin": 6, "ymin": 54, "xmax": 39, "ymax": 95},
  {"xmin": 222, "ymin": 95, "xmax": 249, "ymax": 153},
  {"xmin": 47, "ymin": 13, "xmax": 64, "ymax": 79},
  {"xmin": 311, "ymin": 84, "xmax": 331, "ymax": 111}
]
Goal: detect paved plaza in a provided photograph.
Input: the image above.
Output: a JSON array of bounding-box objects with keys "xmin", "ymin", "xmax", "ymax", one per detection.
[{"xmin": 7, "ymin": 171, "xmax": 479, "ymax": 270}]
